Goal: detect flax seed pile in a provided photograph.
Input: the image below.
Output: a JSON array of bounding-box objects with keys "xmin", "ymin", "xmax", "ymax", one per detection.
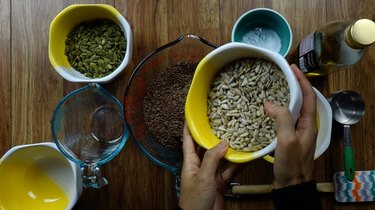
[{"xmin": 144, "ymin": 62, "xmax": 197, "ymax": 150}]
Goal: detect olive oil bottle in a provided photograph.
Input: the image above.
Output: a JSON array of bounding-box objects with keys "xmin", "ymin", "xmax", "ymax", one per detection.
[{"xmin": 296, "ymin": 19, "xmax": 375, "ymax": 76}]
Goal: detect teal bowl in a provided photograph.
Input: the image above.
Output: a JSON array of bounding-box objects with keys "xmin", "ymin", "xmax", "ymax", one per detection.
[{"xmin": 231, "ymin": 8, "xmax": 292, "ymax": 57}]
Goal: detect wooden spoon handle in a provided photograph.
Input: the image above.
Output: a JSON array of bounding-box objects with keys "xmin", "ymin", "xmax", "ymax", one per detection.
[{"xmin": 231, "ymin": 182, "xmax": 335, "ymax": 195}]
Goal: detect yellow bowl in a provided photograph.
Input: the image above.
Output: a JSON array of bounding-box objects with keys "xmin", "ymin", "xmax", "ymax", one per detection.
[
  {"xmin": 49, "ymin": 4, "xmax": 133, "ymax": 83},
  {"xmin": 185, "ymin": 42, "xmax": 303, "ymax": 163}
]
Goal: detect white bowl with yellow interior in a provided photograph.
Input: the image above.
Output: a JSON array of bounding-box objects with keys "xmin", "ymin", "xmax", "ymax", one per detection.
[
  {"xmin": 0, "ymin": 142, "xmax": 82, "ymax": 210},
  {"xmin": 49, "ymin": 4, "xmax": 132, "ymax": 83},
  {"xmin": 185, "ymin": 42, "xmax": 303, "ymax": 163}
]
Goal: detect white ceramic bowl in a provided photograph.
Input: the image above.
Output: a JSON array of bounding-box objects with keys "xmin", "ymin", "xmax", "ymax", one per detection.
[
  {"xmin": 313, "ymin": 87, "xmax": 332, "ymax": 158},
  {"xmin": 0, "ymin": 142, "xmax": 82, "ymax": 210},
  {"xmin": 49, "ymin": 4, "xmax": 133, "ymax": 83},
  {"xmin": 185, "ymin": 42, "xmax": 303, "ymax": 163}
]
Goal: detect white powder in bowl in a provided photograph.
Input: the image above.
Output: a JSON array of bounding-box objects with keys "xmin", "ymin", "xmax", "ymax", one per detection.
[{"xmin": 241, "ymin": 27, "xmax": 281, "ymax": 53}]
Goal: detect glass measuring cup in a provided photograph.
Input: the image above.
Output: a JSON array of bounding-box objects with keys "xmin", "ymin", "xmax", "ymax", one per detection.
[
  {"xmin": 124, "ymin": 35, "xmax": 216, "ymax": 176},
  {"xmin": 52, "ymin": 83, "xmax": 128, "ymax": 188}
]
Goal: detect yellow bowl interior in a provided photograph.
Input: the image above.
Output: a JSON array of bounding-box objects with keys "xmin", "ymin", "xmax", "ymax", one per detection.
[
  {"xmin": 185, "ymin": 49, "xmax": 267, "ymax": 163},
  {"xmin": 185, "ymin": 43, "xmax": 303, "ymax": 163},
  {"xmin": 185, "ymin": 43, "xmax": 329, "ymax": 164}
]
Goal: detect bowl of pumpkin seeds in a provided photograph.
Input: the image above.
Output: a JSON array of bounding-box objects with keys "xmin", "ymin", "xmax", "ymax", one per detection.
[
  {"xmin": 49, "ymin": 4, "xmax": 132, "ymax": 83},
  {"xmin": 185, "ymin": 42, "xmax": 303, "ymax": 163}
]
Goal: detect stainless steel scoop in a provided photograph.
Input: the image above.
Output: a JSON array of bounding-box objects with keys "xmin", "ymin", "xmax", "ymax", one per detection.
[{"xmin": 328, "ymin": 90, "xmax": 365, "ymax": 181}]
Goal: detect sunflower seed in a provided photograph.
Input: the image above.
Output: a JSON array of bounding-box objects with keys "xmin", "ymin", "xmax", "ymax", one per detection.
[{"xmin": 208, "ymin": 58, "xmax": 290, "ymax": 152}]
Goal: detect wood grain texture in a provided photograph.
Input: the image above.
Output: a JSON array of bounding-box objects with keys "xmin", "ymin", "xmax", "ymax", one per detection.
[
  {"xmin": 0, "ymin": 0, "xmax": 11, "ymax": 152},
  {"xmin": 11, "ymin": 0, "xmax": 65, "ymax": 146},
  {"xmin": 1, "ymin": 0, "xmax": 375, "ymax": 209}
]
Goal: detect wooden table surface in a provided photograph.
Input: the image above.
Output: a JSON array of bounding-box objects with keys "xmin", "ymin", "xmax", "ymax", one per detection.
[{"xmin": 1, "ymin": 0, "xmax": 375, "ymax": 209}]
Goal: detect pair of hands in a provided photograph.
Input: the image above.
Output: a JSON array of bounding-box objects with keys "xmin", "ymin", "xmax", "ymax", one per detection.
[{"xmin": 179, "ymin": 64, "xmax": 318, "ymax": 210}]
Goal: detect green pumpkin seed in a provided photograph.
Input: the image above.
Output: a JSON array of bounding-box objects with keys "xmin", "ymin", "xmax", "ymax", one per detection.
[{"xmin": 65, "ymin": 18, "xmax": 127, "ymax": 78}]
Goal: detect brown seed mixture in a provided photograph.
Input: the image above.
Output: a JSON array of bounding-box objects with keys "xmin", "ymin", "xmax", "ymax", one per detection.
[{"xmin": 144, "ymin": 62, "xmax": 197, "ymax": 150}]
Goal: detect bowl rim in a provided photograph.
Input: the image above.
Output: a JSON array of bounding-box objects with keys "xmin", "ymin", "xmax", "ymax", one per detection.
[
  {"xmin": 48, "ymin": 4, "xmax": 133, "ymax": 83},
  {"xmin": 263, "ymin": 87, "xmax": 333, "ymax": 163},
  {"xmin": 231, "ymin": 7, "xmax": 293, "ymax": 57},
  {"xmin": 313, "ymin": 87, "xmax": 332, "ymax": 158},
  {"xmin": 185, "ymin": 42, "xmax": 302, "ymax": 163},
  {"xmin": 123, "ymin": 35, "xmax": 217, "ymax": 174},
  {"xmin": 0, "ymin": 142, "xmax": 82, "ymax": 209}
]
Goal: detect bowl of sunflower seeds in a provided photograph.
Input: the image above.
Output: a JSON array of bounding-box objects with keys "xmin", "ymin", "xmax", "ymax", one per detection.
[
  {"xmin": 185, "ymin": 42, "xmax": 303, "ymax": 163},
  {"xmin": 49, "ymin": 4, "xmax": 132, "ymax": 83}
]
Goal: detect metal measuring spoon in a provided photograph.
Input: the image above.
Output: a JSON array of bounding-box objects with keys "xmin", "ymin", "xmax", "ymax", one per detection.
[{"xmin": 328, "ymin": 90, "xmax": 365, "ymax": 181}]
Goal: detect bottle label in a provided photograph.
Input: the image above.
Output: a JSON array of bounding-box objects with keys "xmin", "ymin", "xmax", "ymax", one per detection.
[{"xmin": 298, "ymin": 33, "xmax": 320, "ymax": 73}]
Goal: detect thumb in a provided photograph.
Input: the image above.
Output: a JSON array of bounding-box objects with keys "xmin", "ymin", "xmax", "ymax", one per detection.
[
  {"xmin": 199, "ymin": 141, "xmax": 228, "ymax": 178},
  {"xmin": 264, "ymin": 101, "xmax": 296, "ymax": 144}
]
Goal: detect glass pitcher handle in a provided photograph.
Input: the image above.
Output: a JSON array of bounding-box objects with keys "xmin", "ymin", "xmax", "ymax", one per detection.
[{"xmin": 81, "ymin": 163, "xmax": 108, "ymax": 189}]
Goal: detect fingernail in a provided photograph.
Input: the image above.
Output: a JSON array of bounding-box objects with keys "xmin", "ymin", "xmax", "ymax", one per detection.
[
  {"xmin": 217, "ymin": 141, "xmax": 228, "ymax": 148},
  {"xmin": 264, "ymin": 101, "xmax": 273, "ymax": 110}
]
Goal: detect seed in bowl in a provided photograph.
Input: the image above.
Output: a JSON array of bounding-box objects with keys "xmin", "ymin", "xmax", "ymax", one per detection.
[
  {"xmin": 144, "ymin": 62, "xmax": 197, "ymax": 150},
  {"xmin": 65, "ymin": 19, "xmax": 127, "ymax": 78},
  {"xmin": 207, "ymin": 58, "xmax": 290, "ymax": 152}
]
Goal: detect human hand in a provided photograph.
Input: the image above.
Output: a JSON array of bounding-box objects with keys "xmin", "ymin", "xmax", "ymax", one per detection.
[
  {"xmin": 264, "ymin": 64, "xmax": 318, "ymax": 189},
  {"xmin": 179, "ymin": 122, "xmax": 242, "ymax": 210}
]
